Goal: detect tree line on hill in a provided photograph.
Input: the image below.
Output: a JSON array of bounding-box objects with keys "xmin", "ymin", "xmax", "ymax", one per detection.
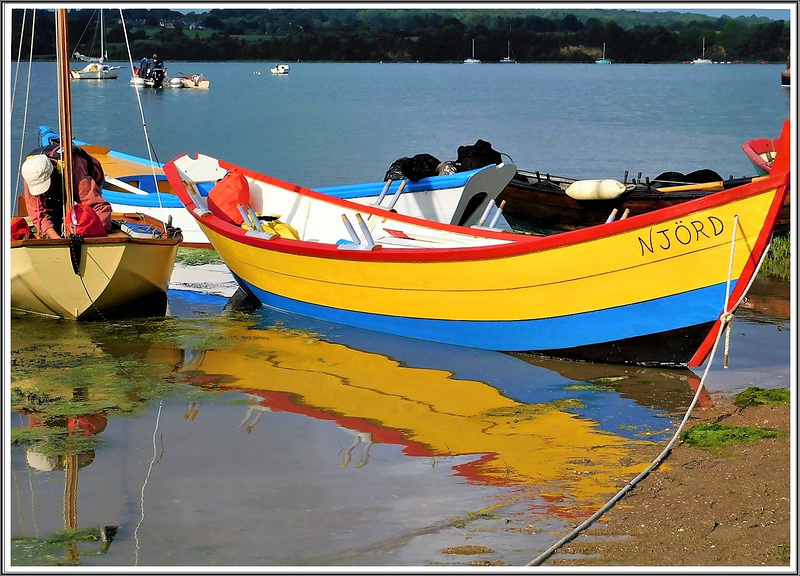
[{"xmin": 10, "ymin": 8, "xmax": 790, "ymax": 64}]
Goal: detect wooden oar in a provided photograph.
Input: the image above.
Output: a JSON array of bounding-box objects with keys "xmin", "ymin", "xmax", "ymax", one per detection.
[{"xmin": 657, "ymin": 175, "xmax": 767, "ymax": 193}]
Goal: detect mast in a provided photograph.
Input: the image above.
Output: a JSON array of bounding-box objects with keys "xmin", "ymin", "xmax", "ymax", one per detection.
[
  {"xmin": 100, "ymin": 9, "xmax": 105, "ymax": 62},
  {"xmin": 56, "ymin": 8, "xmax": 75, "ymax": 214}
]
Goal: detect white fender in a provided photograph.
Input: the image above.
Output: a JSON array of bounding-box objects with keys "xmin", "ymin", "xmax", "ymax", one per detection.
[{"xmin": 565, "ymin": 179, "xmax": 627, "ymax": 200}]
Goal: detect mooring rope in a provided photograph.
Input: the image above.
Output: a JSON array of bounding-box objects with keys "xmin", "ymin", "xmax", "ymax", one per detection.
[{"xmin": 527, "ymin": 215, "xmax": 756, "ymax": 566}]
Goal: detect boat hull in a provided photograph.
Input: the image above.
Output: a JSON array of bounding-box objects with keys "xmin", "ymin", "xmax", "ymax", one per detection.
[
  {"xmin": 165, "ymin": 133, "xmax": 789, "ymax": 367},
  {"xmin": 741, "ymin": 137, "xmax": 777, "ymax": 176},
  {"xmin": 180, "ymin": 77, "xmax": 210, "ymax": 89},
  {"xmin": 11, "ymin": 216, "xmax": 181, "ymax": 320},
  {"xmin": 499, "ymin": 169, "xmax": 791, "ymax": 235},
  {"xmin": 70, "ymin": 68, "xmax": 119, "ymax": 80}
]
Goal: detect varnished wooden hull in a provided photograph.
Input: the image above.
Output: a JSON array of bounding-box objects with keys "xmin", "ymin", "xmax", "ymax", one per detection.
[{"xmin": 499, "ymin": 169, "xmax": 791, "ymax": 235}]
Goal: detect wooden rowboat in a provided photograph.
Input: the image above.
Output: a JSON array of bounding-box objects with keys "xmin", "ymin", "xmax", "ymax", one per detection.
[
  {"xmin": 163, "ymin": 119, "xmax": 790, "ymax": 367},
  {"xmin": 179, "ymin": 73, "xmax": 210, "ymax": 89},
  {"xmin": 741, "ymin": 137, "xmax": 778, "ymax": 175},
  {"xmin": 499, "ymin": 165, "xmax": 790, "ymax": 235},
  {"xmin": 11, "ymin": 212, "xmax": 181, "ymax": 320}
]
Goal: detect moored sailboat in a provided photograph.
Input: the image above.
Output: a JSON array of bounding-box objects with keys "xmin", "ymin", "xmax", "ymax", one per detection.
[
  {"xmin": 500, "ymin": 41, "xmax": 516, "ymax": 63},
  {"xmin": 11, "ymin": 9, "xmax": 182, "ymax": 320},
  {"xmin": 464, "ymin": 38, "xmax": 480, "ymax": 63},
  {"xmin": 596, "ymin": 42, "xmax": 611, "ymax": 64},
  {"xmin": 692, "ymin": 38, "xmax": 712, "ymax": 64},
  {"xmin": 70, "ymin": 9, "xmax": 120, "ymax": 80}
]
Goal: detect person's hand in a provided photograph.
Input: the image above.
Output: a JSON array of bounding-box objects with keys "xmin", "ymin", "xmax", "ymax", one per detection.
[{"xmin": 42, "ymin": 226, "xmax": 61, "ymax": 239}]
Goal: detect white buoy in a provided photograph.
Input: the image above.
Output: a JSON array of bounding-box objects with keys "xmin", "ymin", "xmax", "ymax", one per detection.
[{"xmin": 565, "ymin": 179, "xmax": 627, "ymax": 200}]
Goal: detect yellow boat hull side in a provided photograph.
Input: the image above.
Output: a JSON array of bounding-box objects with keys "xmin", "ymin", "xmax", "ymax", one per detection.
[
  {"xmin": 201, "ymin": 190, "xmax": 775, "ymax": 321},
  {"xmin": 10, "ymin": 241, "xmax": 178, "ymax": 319}
]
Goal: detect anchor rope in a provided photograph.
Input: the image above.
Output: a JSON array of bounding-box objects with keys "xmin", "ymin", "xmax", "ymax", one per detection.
[{"xmin": 527, "ymin": 215, "xmax": 761, "ymax": 567}]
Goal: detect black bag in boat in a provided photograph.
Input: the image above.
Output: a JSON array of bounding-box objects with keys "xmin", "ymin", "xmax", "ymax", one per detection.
[
  {"xmin": 454, "ymin": 139, "xmax": 502, "ymax": 172},
  {"xmin": 384, "ymin": 153, "xmax": 441, "ymax": 182}
]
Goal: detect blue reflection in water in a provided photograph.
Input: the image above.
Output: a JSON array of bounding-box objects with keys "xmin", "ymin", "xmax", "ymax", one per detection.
[{"xmin": 168, "ymin": 288, "xmax": 690, "ymax": 443}]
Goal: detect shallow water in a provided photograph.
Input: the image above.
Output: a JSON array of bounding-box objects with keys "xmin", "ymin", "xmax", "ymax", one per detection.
[
  {"xmin": 7, "ymin": 51, "xmax": 794, "ymax": 568},
  {"xmin": 8, "ymin": 274, "xmax": 790, "ymax": 567}
]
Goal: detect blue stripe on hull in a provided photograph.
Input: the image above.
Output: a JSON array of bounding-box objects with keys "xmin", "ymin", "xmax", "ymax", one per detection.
[{"xmin": 233, "ymin": 272, "xmax": 731, "ymax": 353}]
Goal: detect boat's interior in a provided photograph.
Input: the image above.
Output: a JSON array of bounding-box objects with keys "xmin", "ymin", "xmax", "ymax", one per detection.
[{"xmin": 175, "ymin": 155, "xmax": 514, "ymax": 250}]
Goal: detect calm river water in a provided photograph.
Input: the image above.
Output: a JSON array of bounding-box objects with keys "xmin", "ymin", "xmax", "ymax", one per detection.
[{"xmin": 7, "ymin": 58, "xmax": 793, "ymax": 568}]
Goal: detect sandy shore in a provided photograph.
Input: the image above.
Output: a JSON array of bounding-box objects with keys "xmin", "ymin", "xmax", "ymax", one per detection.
[{"xmin": 169, "ymin": 262, "xmax": 239, "ymax": 297}]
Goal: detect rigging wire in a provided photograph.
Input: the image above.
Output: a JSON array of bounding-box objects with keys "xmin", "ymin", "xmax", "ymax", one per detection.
[
  {"xmin": 71, "ymin": 8, "xmax": 99, "ymax": 58},
  {"xmin": 11, "ymin": 9, "xmax": 37, "ymax": 215},
  {"xmin": 118, "ymin": 8, "xmax": 168, "ymax": 233},
  {"xmin": 134, "ymin": 400, "xmax": 164, "ymax": 566}
]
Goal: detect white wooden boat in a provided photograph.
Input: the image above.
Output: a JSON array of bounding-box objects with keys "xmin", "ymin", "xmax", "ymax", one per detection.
[
  {"xmin": 11, "ymin": 9, "xmax": 182, "ymax": 320},
  {"xmin": 271, "ymin": 64, "xmax": 290, "ymax": 75}
]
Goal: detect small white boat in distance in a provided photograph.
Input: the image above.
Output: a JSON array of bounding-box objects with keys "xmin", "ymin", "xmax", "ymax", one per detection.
[
  {"xmin": 271, "ymin": 64, "xmax": 290, "ymax": 75},
  {"xmin": 464, "ymin": 38, "xmax": 480, "ymax": 63},
  {"xmin": 692, "ymin": 38, "xmax": 712, "ymax": 64},
  {"xmin": 500, "ymin": 41, "xmax": 516, "ymax": 63},
  {"xmin": 70, "ymin": 10, "xmax": 119, "ymax": 79},
  {"xmin": 71, "ymin": 60, "xmax": 120, "ymax": 80}
]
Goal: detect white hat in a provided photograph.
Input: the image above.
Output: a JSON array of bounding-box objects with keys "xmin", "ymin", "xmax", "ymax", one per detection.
[{"xmin": 22, "ymin": 154, "xmax": 54, "ymax": 196}]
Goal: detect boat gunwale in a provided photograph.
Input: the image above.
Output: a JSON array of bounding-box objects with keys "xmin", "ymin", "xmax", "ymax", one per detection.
[{"xmin": 166, "ymin": 152, "xmax": 790, "ymax": 264}]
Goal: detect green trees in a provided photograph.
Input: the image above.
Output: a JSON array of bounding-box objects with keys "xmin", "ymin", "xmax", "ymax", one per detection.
[{"xmin": 8, "ymin": 8, "xmax": 789, "ymax": 63}]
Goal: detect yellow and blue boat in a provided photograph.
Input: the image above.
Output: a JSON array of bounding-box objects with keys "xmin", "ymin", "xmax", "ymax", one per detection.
[{"xmin": 164, "ymin": 120, "xmax": 790, "ymax": 367}]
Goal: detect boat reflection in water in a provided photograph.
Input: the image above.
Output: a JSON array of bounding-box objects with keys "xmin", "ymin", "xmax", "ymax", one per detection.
[
  {"xmin": 10, "ymin": 316, "xmax": 183, "ymax": 565},
  {"xmin": 172, "ymin": 291, "xmax": 703, "ymax": 508},
  {"xmin": 10, "ymin": 292, "xmax": 706, "ymax": 564}
]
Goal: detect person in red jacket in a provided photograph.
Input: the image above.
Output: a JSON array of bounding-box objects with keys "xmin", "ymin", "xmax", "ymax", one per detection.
[{"xmin": 21, "ymin": 145, "xmax": 112, "ymax": 239}]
